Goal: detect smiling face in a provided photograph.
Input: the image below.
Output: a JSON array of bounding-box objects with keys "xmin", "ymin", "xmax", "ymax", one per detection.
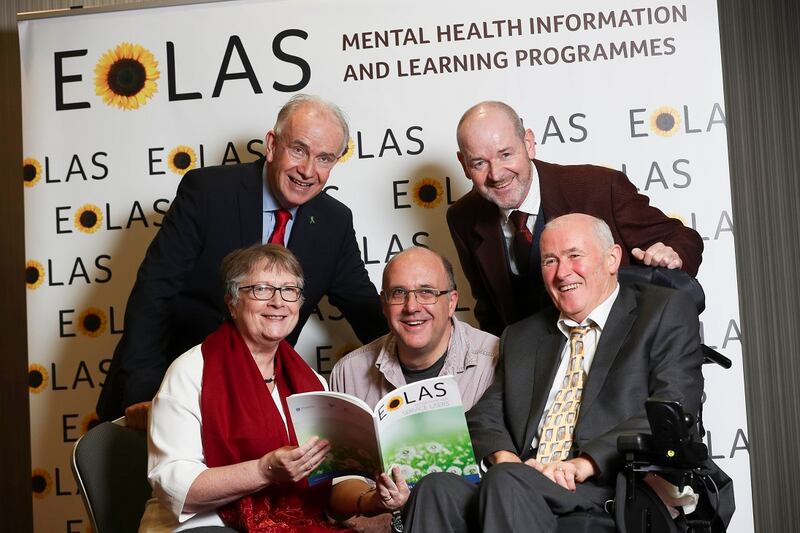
[
  {"xmin": 264, "ymin": 103, "xmax": 345, "ymax": 209},
  {"xmin": 539, "ymin": 214, "xmax": 621, "ymax": 323},
  {"xmin": 227, "ymin": 264, "xmax": 302, "ymax": 354},
  {"xmin": 382, "ymin": 248, "xmax": 458, "ymax": 369},
  {"xmin": 457, "ymin": 104, "xmax": 536, "ymax": 210}
]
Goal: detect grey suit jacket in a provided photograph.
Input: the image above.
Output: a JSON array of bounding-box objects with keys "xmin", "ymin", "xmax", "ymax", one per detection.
[
  {"xmin": 468, "ymin": 283, "xmax": 704, "ymax": 482},
  {"xmin": 467, "ymin": 282, "xmax": 734, "ymax": 527}
]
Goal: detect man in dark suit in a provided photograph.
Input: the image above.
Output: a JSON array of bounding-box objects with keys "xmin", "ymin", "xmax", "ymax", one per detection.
[
  {"xmin": 448, "ymin": 101, "xmax": 704, "ymax": 336},
  {"xmin": 97, "ymin": 95, "xmax": 387, "ymax": 427},
  {"xmin": 402, "ymin": 213, "xmax": 733, "ymax": 532}
]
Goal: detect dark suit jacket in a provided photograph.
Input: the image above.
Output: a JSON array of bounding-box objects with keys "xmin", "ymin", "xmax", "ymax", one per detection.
[
  {"xmin": 467, "ymin": 283, "xmax": 734, "ymax": 526},
  {"xmin": 97, "ymin": 160, "xmax": 387, "ymax": 420},
  {"xmin": 447, "ymin": 159, "xmax": 705, "ymax": 336}
]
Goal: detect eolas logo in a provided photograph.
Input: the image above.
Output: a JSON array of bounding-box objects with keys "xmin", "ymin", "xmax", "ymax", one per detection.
[{"xmin": 54, "ymin": 32, "xmax": 311, "ymax": 111}]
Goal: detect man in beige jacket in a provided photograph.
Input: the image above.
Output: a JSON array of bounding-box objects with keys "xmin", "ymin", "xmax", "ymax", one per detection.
[{"xmin": 330, "ymin": 246, "xmax": 498, "ymax": 411}]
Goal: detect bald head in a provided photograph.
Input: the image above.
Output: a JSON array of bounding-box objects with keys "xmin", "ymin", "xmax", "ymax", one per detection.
[
  {"xmin": 457, "ymin": 101, "xmax": 526, "ymax": 152},
  {"xmin": 455, "ymin": 101, "xmax": 536, "ymax": 210},
  {"xmin": 383, "ymin": 247, "xmax": 456, "ymax": 292}
]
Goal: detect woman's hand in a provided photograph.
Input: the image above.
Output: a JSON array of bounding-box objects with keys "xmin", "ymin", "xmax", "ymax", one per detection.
[
  {"xmin": 259, "ymin": 436, "xmax": 330, "ymax": 484},
  {"xmin": 371, "ymin": 465, "xmax": 410, "ymax": 512}
]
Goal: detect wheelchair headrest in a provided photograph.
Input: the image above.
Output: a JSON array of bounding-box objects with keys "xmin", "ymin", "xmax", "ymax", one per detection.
[{"xmin": 618, "ymin": 265, "xmax": 706, "ymax": 315}]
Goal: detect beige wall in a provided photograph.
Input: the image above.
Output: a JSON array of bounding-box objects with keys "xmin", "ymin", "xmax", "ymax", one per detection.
[{"xmin": 2, "ymin": 1, "xmax": 798, "ymax": 530}]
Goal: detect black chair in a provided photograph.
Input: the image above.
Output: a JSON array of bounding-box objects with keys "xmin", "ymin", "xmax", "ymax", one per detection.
[
  {"xmin": 71, "ymin": 418, "xmax": 152, "ymax": 533},
  {"xmin": 615, "ymin": 398, "xmax": 731, "ymax": 533}
]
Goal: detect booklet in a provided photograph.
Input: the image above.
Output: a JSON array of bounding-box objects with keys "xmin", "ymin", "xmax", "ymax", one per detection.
[{"xmin": 287, "ymin": 375, "xmax": 479, "ymax": 487}]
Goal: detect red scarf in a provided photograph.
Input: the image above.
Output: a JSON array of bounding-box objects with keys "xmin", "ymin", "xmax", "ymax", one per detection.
[{"xmin": 200, "ymin": 321, "xmax": 348, "ymax": 532}]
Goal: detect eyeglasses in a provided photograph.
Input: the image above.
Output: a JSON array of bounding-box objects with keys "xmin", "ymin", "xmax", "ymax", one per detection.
[
  {"xmin": 239, "ymin": 283, "xmax": 303, "ymax": 302},
  {"xmin": 384, "ymin": 287, "xmax": 454, "ymax": 306}
]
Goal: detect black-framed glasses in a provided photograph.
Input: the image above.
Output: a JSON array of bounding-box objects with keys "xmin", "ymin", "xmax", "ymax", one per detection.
[
  {"xmin": 384, "ymin": 287, "xmax": 454, "ymax": 305},
  {"xmin": 239, "ymin": 283, "xmax": 303, "ymax": 302}
]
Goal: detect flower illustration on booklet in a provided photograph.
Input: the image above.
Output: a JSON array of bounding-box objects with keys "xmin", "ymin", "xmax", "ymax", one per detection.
[{"xmin": 287, "ymin": 375, "xmax": 479, "ymax": 487}]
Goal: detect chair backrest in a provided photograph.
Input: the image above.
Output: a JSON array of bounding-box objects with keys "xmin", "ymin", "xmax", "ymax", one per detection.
[
  {"xmin": 71, "ymin": 418, "xmax": 151, "ymax": 533},
  {"xmin": 618, "ymin": 265, "xmax": 731, "ymax": 369},
  {"xmin": 618, "ymin": 265, "xmax": 706, "ymax": 314}
]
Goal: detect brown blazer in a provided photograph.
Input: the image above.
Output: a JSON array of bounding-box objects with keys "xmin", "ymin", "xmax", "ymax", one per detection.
[{"xmin": 447, "ymin": 159, "xmax": 704, "ymax": 336}]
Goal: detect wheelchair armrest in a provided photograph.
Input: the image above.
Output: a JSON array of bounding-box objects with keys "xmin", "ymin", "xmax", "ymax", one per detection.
[
  {"xmin": 617, "ymin": 400, "xmax": 710, "ymax": 469},
  {"xmin": 702, "ymin": 345, "xmax": 732, "ymax": 369},
  {"xmin": 617, "ymin": 433, "xmax": 653, "ymax": 456}
]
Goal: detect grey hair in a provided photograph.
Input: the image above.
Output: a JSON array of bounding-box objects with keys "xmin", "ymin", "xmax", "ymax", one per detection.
[
  {"xmin": 543, "ymin": 214, "xmax": 616, "ymax": 251},
  {"xmin": 382, "ymin": 247, "xmax": 457, "ymax": 291},
  {"xmin": 221, "ymin": 244, "xmax": 304, "ymax": 308},
  {"xmin": 456, "ymin": 100, "xmax": 526, "ymax": 151},
  {"xmin": 273, "ymin": 94, "xmax": 350, "ymax": 156}
]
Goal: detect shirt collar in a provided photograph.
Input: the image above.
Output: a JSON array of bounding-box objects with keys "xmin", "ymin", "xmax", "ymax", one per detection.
[
  {"xmin": 500, "ymin": 160, "xmax": 540, "ymax": 223},
  {"xmin": 557, "ymin": 283, "xmax": 620, "ymax": 336}
]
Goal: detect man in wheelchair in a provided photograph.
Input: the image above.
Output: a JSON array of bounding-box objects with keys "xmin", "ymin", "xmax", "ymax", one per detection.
[{"xmin": 402, "ymin": 213, "xmax": 734, "ymax": 532}]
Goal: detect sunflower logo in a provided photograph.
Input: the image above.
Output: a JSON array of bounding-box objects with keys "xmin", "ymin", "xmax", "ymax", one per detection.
[
  {"xmin": 82, "ymin": 412, "xmax": 101, "ymax": 434},
  {"xmin": 74, "ymin": 204, "xmax": 103, "ymax": 233},
  {"xmin": 26, "ymin": 260, "xmax": 45, "ymax": 290},
  {"xmin": 31, "ymin": 468, "xmax": 52, "ymax": 499},
  {"xmin": 338, "ymin": 137, "xmax": 355, "ymax": 163},
  {"xmin": 386, "ymin": 395, "xmax": 404, "ymax": 411},
  {"xmin": 167, "ymin": 145, "xmax": 197, "ymax": 175},
  {"xmin": 77, "ymin": 307, "xmax": 108, "ymax": 337},
  {"xmin": 95, "ymin": 42, "xmax": 160, "ymax": 110},
  {"xmin": 29, "ymin": 363, "xmax": 48, "ymax": 393},
  {"xmin": 650, "ymin": 107, "xmax": 681, "ymax": 137},
  {"xmin": 23, "ymin": 158, "xmax": 42, "ymax": 187},
  {"xmin": 412, "ymin": 178, "xmax": 444, "ymax": 209}
]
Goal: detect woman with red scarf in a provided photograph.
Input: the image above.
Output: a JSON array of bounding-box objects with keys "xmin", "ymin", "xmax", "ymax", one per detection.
[{"xmin": 141, "ymin": 244, "xmax": 408, "ymax": 532}]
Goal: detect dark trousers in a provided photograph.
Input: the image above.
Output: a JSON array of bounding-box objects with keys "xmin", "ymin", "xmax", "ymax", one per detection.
[{"xmin": 402, "ymin": 463, "xmax": 614, "ymax": 533}]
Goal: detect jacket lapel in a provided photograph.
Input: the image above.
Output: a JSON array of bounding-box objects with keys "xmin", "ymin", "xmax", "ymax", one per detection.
[
  {"xmin": 579, "ymin": 285, "xmax": 637, "ymax": 420},
  {"xmin": 536, "ymin": 159, "xmax": 566, "ymax": 223},
  {"xmin": 471, "ymin": 198, "xmax": 515, "ymax": 323},
  {"xmin": 238, "ymin": 160, "xmax": 264, "ymax": 246},
  {"xmin": 520, "ymin": 328, "xmax": 565, "ymax": 455},
  {"xmin": 287, "ymin": 199, "xmax": 316, "ymax": 257}
]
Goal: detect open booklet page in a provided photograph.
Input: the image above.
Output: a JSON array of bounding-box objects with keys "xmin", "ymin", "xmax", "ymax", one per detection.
[
  {"xmin": 287, "ymin": 375, "xmax": 479, "ymax": 486},
  {"xmin": 287, "ymin": 391, "xmax": 381, "ymax": 483},
  {"xmin": 375, "ymin": 375, "xmax": 480, "ymax": 486}
]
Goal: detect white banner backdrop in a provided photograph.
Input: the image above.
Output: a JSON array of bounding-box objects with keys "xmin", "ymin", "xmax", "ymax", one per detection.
[{"xmin": 19, "ymin": 0, "xmax": 750, "ymax": 531}]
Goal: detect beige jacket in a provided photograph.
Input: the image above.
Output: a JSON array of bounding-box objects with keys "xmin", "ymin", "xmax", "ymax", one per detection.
[{"xmin": 329, "ymin": 316, "xmax": 498, "ymax": 410}]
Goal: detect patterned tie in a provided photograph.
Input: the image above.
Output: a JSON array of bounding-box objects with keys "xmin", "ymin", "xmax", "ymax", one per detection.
[
  {"xmin": 509, "ymin": 210, "xmax": 533, "ymax": 276},
  {"xmin": 268, "ymin": 208, "xmax": 292, "ymax": 246},
  {"xmin": 536, "ymin": 325, "xmax": 592, "ymax": 464}
]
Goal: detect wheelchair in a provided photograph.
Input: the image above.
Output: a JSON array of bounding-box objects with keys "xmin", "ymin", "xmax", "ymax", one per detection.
[{"xmin": 564, "ymin": 266, "xmax": 735, "ymax": 533}]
